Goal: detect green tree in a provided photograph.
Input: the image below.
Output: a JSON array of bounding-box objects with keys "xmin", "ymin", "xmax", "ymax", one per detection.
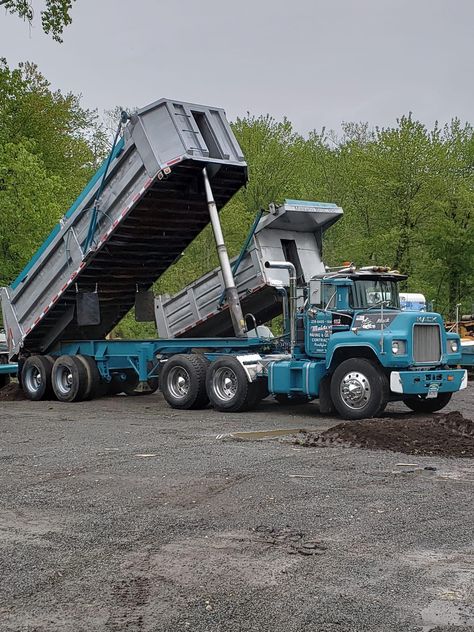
[
  {"xmin": 0, "ymin": 0, "xmax": 74, "ymax": 41},
  {"xmin": 423, "ymin": 120, "xmax": 474, "ymax": 315},
  {"xmin": 0, "ymin": 59, "xmax": 106, "ymax": 286}
]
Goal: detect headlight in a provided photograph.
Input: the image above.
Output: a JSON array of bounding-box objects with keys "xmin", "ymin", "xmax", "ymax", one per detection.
[
  {"xmin": 391, "ymin": 340, "xmax": 406, "ymax": 355},
  {"xmin": 449, "ymin": 340, "xmax": 459, "ymax": 353}
]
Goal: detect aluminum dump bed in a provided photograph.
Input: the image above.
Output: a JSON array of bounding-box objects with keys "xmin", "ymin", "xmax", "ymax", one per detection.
[
  {"xmin": 155, "ymin": 200, "xmax": 342, "ymax": 338},
  {"xmin": 1, "ymin": 99, "xmax": 247, "ymax": 359}
]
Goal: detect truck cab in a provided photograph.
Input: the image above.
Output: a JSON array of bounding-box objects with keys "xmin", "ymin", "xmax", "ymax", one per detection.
[{"xmin": 288, "ymin": 267, "xmax": 466, "ymax": 417}]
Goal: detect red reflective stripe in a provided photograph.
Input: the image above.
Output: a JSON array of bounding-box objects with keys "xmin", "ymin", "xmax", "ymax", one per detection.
[
  {"xmin": 61, "ymin": 284, "xmax": 68, "ymax": 292},
  {"xmin": 133, "ymin": 193, "xmax": 140, "ymax": 203},
  {"xmin": 166, "ymin": 157, "xmax": 181, "ymax": 166},
  {"xmin": 34, "ymin": 317, "xmax": 40, "ymax": 325},
  {"xmin": 25, "ymin": 328, "xmax": 31, "ymax": 335}
]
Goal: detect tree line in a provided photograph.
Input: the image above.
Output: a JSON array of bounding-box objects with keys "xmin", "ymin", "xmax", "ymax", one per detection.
[{"xmin": 0, "ymin": 60, "xmax": 472, "ymax": 335}]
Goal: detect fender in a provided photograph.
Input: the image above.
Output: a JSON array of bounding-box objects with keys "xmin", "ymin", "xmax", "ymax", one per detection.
[
  {"xmin": 325, "ymin": 341, "xmax": 380, "ymax": 370},
  {"xmin": 234, "ymin": 354, "xmax": 263, "ymax": 382}
]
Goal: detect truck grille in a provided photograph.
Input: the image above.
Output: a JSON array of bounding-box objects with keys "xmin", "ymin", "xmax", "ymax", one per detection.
[{"xmin": 413, "ymin": 324, "xmax": 441, "ymax": 364}]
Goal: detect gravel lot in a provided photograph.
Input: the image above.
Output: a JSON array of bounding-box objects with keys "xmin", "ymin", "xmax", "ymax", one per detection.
[{"xmin": 0, "ymin": 383, "xmax": 473, "ymax": 632}]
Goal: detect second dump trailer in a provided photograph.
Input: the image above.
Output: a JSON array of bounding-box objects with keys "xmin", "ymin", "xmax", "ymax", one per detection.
[{"xmin": 154, "ymin": 199, "xmax": 343, "ymax": 338}]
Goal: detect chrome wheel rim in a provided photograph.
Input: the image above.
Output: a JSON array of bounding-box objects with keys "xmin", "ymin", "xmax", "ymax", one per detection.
[
  {"xmin": 212, "ymin": 367, "xmax": 238, "ymax": 402},
  {"xmin": 24, "ymin": 366, "xmax": 42, "ymax": 394},
  {"xmin": 56, "ymin": 365, "xmax": 73, "ymax": 396},
  {"xmin": 168, "ymin": 366, "xmax": 190, "ymax": 399},
  {"xmin": 340, "ymin": 371, "xmax": 371, "ymax": 410}
]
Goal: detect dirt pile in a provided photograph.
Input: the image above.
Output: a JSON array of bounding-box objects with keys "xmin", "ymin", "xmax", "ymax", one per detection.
[
  {"xmin": 293, "ymin": 411, "xmax": 474, "ymax": 457},
  {"xmin": 0, "ymin": 382, "xmax": 26, "ymax": 401}
]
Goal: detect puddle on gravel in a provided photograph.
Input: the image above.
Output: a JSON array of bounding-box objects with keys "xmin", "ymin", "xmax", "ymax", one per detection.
[
  {"xmin": 405, "ymin": 549, "xmax": 474, "ymax": 631},
  {"xmin": 421, "ymin": 598, "xmax": 474, "ymax": 631},
  {"xmin": 216, "ymin": 427, "xmax": 313, "ymax": 441}
]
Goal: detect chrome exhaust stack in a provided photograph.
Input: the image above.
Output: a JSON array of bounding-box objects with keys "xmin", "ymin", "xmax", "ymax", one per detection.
[{"xmin": 265, "ymin": 261, "xmax": 297, "ymax": 355}]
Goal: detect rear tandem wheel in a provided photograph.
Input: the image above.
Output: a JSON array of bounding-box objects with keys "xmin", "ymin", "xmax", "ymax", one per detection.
[
  {"xmin": 205, "ymin": 355, "xmax": 260, "ymax": 413},
  {"xmin": 160, "ymin": 354, "xmax": 210, "ymax": 410},
  {"xmin": 21, "ymin": 355, "xmax": 55, "ymax": 401},
  {"xmin": 51, "ymin": 355, "xmax": 89, "ymax": 403}
]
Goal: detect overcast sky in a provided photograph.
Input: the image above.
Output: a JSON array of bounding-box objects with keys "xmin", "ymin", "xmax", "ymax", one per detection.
[{"xmin": 1, "ymin": 0, "xmax": 473, "ymax": 134}]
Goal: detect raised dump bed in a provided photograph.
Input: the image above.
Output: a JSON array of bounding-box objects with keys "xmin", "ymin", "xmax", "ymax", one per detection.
[
  {"xmin": 1, "ymin": 99, "xmax": 247, "ymax": 360},
  {"xmin": 154, "ymin": 199, "xmax": 343, "ymax": 338}
]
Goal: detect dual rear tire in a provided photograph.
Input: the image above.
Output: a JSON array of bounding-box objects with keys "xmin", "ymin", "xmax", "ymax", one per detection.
[
  {"xmin": 21, "ymin": 354, "xmax": 160, "ymax": 402},
  {"xmin": 160, "ymin": 354, "xmax": 262, "ymax": 413},
  {"xmin": 22, "ymin": 354, "xmax": 95, "ymax": 402}
]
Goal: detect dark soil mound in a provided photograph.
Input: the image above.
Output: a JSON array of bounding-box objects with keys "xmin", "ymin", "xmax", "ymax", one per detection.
[
  {"xmin": 294, "ymin": 411, "xmax": 474, "ymax": 457},
  {"xmin": 0, "ymin": 382, "xmax": 26, "ymax": 401}
]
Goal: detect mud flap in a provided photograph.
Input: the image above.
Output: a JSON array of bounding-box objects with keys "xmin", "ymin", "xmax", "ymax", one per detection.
[
  {"xmin": 318, "ymin": 373, "xmax": 335, "ymax": 414},
  {"xmin": 135, "ymin": 290, "xmax": 155, "ymax": 322},
  {"xmin": 76, "ymin": 292, "xmax": 101, "ymax": 326}
]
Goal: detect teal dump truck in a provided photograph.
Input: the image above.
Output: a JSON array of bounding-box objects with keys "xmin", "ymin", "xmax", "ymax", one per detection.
[{"xmin": 0, "ymin": 98, "xmax": 467, "ymax": 418}]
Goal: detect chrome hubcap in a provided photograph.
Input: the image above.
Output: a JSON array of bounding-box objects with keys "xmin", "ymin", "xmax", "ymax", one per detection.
[
  {"xmin": 168, "ymin": 366, "xmax": 190, "ymax": 399},
  {"xmin": 56, "ymin": 366, "xmax": 73, "ymax": 396},
  {"xmin": 340, "ymin": 371, "xmax": 371, "ymax": 410},
  {"xmin": 212, "ymin": 367, "xmax": 238, "ymax": 402},
  {"xmin": 25, "ymin": 366, "xmax": 42, "ymax": 393}
]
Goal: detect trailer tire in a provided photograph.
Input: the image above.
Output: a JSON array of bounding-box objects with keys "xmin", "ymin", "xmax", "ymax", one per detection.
[
  {"xmin": 161, "ymin": 354, "xmax": 209, "ymax": 410},
  {"xmin": 330, "ymin": 358, "xmax": 388, "ymax": 420},
  {"xmin": 52, "ymin": 355, "xmax": 89, "ymax": 403},
  {"xmin": 76, "ymin": 355, "xmax": 102, "ymax": 400},
  {"xmin": 206, "ymin": 355, "xmax": 259, "ymax": 413},
  {"xmin": 22, "ymin": 355, "xmax": 54, "ymax": 401},
  {"xmin": 403, "ymin": 392, "xmax": 452, "ymax": 413}
]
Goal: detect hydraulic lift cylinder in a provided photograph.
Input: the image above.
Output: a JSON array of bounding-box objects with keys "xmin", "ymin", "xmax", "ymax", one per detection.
[{"xmin": 202, "ymin": 168, "xmax": 246, "ymax": 337}]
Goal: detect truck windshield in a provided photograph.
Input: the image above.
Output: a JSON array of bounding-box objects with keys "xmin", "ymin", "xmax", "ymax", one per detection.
[{"xmin": 350, "ymin": 280, "xmax": 400, "ymax": 309}]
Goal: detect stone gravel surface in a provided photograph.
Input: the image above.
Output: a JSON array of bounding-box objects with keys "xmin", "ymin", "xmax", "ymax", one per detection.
[{"xmin": 0, "ymin": 383, "xmax": 473, "ymax": 631}]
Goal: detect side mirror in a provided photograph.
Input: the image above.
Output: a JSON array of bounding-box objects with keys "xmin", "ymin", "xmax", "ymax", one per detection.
[{"xmin": 309, "ymin": 279, "xmax": 322, "ymax": 307}]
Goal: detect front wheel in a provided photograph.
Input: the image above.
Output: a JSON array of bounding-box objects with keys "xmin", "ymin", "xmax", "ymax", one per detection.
[
  {"xmin": 330, "ymin": 358, "xmax": 388, "ymax": 420},
  {"xmin": 403, "ymin": 392, "xmax": 452, "ymax": 413}
]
